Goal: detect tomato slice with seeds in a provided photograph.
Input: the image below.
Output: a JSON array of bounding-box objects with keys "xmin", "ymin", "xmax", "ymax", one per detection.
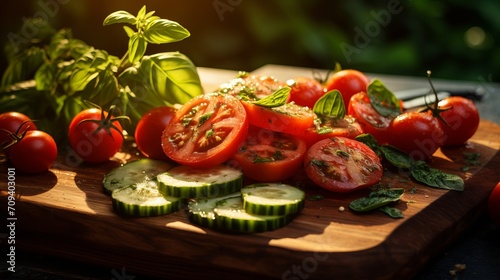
[
  {"xmin": 241, "ymin": 101, "xmax": 315, "ymax": 136},
  {"xmin": 231, "ymin": 125, "xmax": 307, "ymax": 182},
  {"xmin": 161, "ymin": 93, "xmax": 249, "ymax": 169},
  {"xmin": 300, "ymin": 115, "xmax": 364, "ymax": 148},
  {"xmin": 304, "ymin": 137, "xmax": 383, "ymax": 193}
]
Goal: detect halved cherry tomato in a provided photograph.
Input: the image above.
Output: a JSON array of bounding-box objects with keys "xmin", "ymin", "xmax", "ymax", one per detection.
[
  {"xmin": 230, "ymin": 125, "xmax": 307, "ymax": 182},
  {"xmin": 286, "ymin": 77, "xmax": 326, "ymax": 108},
  {"xmin": 217, "ymin": 73, "xmax": 284, "ymax": 100},
  {"xmin": 241, "ymin": 102, "xmax": 315, "ymax": 136},
  {"xmin": 161, "ymin": 93, "xmax": 249, "ymax": 169},
  {"xmin": 325, "ymin": 69, "xmax": 370, "ymax": 107},
  {"xmin": 300, "ymin": 115, "xmax": 364, "ymax": 148},
  {"xmin": 347, "ymin": 91, "xmax": 394, "ymax": 145},
  {"xmin": 437, "ymin": 96, "xmax": 480, "ymax": 146},
  {"xmin": 304, "ymin": 137, "xmax": 383, "ymax": 193},
  {"xmin": 388, "ymin": 111, "xmax": 445, "ymax": 160},
  {"xmin": 135, "ymin": 106, "xmax": 176, "ymax": 160}
]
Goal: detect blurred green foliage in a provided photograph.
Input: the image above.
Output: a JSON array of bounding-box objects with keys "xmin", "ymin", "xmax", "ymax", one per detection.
[{"xmin": 0, "ymin": 0, "xmax": 498, "ymax": 82}]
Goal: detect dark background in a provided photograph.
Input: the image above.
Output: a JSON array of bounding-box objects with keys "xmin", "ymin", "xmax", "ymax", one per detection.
[{"xmin": 0, "ymin": 0, "xmax": 498, "ymax": 82}]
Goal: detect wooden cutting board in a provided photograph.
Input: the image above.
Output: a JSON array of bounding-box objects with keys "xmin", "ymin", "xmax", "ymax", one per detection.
[{"xmin": 1, "ymin": 66, "xmax": 499, "ymax": 280}]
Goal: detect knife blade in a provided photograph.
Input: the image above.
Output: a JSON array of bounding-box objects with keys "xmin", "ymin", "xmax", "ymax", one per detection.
[{"xmin": 394, "ymin": 87, "xmax": 487, "ymax": 109}]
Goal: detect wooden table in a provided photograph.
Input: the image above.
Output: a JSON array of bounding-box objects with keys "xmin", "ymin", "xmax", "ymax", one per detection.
[{"xmin": 1, "ymin": 65, "xmax": 500, "ymax": 279}]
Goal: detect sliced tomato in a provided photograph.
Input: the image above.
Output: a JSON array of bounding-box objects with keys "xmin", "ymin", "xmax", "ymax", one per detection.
[
  {"xmin": 231, "ymin": 125, "xmax": 307, "ymax": 182},
  {"xmin": 304, "ymin": 137, "xmax": 383, "ymax": 193},
  {"xmin": 301, "ymin": 115, "xmax": 364, "ymax": 148},
  {"xmin": 241, "ymin": 101, "xmax": 315, "ymax": 136},
  {"xmin": 217, "ymin": 73, "xmax": 284, "ymax": 100},
  {"xmin": 161, "ymin": 93, "xmax": 249, "ymax": 169},
  {"xmin": 347, "ymin": 91, "xmax": 394, "ymax": 145}
]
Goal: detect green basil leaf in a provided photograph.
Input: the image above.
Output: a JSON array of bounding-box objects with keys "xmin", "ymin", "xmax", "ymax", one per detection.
[
  {"xmin": 144, "ymin": 19, "xmax": 190, "ymax": 44},
  {"xmin": 380, "ymin": 145, "xmax": 413, "ymax": 169},
  {"xmin": 139, "ymin": 52, "xmax": 203, "ymax": 105},
  {"xmin": 103, "ymin": 10, "xmax": 136, "ymax": 26},
  {"xmin": 349, "ymin": 188, "xmax": 404, "ymax": 212},
  {"xmin": 379, "ymin": 206, "xmax": 404, "ymax": 218},
  {"xmin": 128, "ymin": 33, "xmax": 147, "ymax": 63},
  {"xmin": 367, "ymin": 79, "xmax": 401, "ymax": 118},
  {"xmin": 410, "ymin": 161, "xmax": 465, "ymax": 191},
  {"xmin": 123, "ymin": 26, "xmax": 135, "ymax": 38},
  {"xmin": 313, "ymin": 90, "xmax": 345, "ymax": 119},
  {"xmin": 355, "ymin": 133, "xmax": 382, "ymax": 157},
  {"xmin": 136, "ymin": 5, "xmax": 147, "ymax": 20},
  {"xmin": 0, "ymin": 47, "xmax": 45, "ymax": 87},
  {"xmin": 34, "ymin": 63, "xmax": 55, "ymax": 91},
  {"xmin": 69, "ymin": 68, "xmax": 99, "ymax": 92},
  {"xmin": 252, "ymin": 86, "xmax": 290, "ymax": 108}
]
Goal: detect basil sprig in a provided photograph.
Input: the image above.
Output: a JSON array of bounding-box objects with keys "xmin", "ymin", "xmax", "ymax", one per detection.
[
  {"xmin": 0, "ymin": 6, "xmax": 202, "ymax": 144},
  {"xmin": 356, "ymin": 134, "xmax": 465, "ymax": 191}
]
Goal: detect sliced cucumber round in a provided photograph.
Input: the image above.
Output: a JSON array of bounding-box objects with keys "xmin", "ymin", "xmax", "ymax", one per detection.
[
  {"xmin": 187, "ymin": 193, "xmax": 241, "ymax": 229},
  {"xmin": 112, "ymin": 180, "xmax": 183, "ymax": 217},
  {"xmin": 157, "ymin": 165, "xmax": 243, "ymax": 198},
  {"xmin": 241, "ymin": 183, "xmax": 305, "ymax": 216},
  {"xmin": 214, "ymin": 196, "xmax": 294, "ymax": 233},
  {"xmin": 103, "ymin": 158, "xmax": 175, "ymax": 194}
]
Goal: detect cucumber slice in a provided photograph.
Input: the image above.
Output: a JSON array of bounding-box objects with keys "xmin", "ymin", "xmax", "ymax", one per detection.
[
  {"xmin": 157, "ymin": 165, "xmax": 243, "ymax": 198},
  {"xmin": 188, "ymin": 194, "xmax": 294, "ymax": 233},
  {"xmin": 102, "ymin": 158, "xmax": 175, "ymax": 194},
  {"xmin": 112, "ymin": 180, "xmax": 183, "ymax": 217},
  {"xmin": 214, "ymin": 196, "xmax": 294, "ymax": 233},
  {"xmin": 187, "ymin": 193, "xmax": 241, "ymax": 229},
  {"xmin": 241, "ymin": 183, "xmax": 305, "ymax": 216}
]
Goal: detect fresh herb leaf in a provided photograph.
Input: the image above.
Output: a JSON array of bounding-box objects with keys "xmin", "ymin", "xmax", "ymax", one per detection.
[
  {"xmin": 355, "ymin": 133, "xmax": 382, "ymax": 157},
  {"xmin": 102, "ymin": 10, "xmax": 136, "ymax": 26},
  {"xmin": 379, "ymin": 145, "xmax": 413, "ymax": 169},
  {"xmin": 349, "ymin": 188, "xmax": 404, "ymax": 212},
  {"xmin": 253, "ymin": 86, "xmax": 290, "ymax": 108},
  {"xmin": 308, "ymin": 194, "xmax": 324, "ymax": 201},
  {"xmin": 379, "ymin": 205, "xmax": 404, "ymax": 218},
  {"xmin": 144, "ymin": 19, "xmax": 190, "ymax": 44},
  {"xmin": 367, "ymin": 79, "xmax": 400, "ymax": 118},
  {"xmin": 313, "ymin": 90, "xmax": 345, "ymax": 119},
  {"xmin": 410, "ymin": 161, "xmax": 464, "ymax": 191}
]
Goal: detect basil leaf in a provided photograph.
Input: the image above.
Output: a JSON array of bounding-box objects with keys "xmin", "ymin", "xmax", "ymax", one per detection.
[
  {"xmin": 313, "ymin": 90, "xmax": 345, "ymax": 119},
  {"xmin": 410, "ymin": 161, "xmax": 464, "ymax": 191},
  {"xmin": 144, "ymin": 19, "xmax": 190, "ymax": 44},
  {"xmin": 367, "ymin": 79, "xmax": 400, "ymax": 118},
  {"xmin": 379, "ymin": 145, "xmax": 413, "ymax": 169},
  {"xmin": 349, "ymin": 188, "xmax": 404, "ymax": 212},
  {"xmin": 379, "ymin": 206, "xmax": 404, "ymax": 218},
  {"xmin": 355, "ymin": 133, "xmax": 382, "ymax": 157},
  {"xmin": 103, "ymin": 10, "xmax": 137, "ymax": 26},
  {"xmin": 34, "ymin": 63, "xmax": 55, "ymax": 91},
  {"xmin": 139, "ymin": 52, "xmax": 203, "ymax": 105},
  {"xmin": 128, "ymin": 33, "xmax": 147, "ymax": 63},
  {"xmin": 253, "ymin": 86, "xmax": 290, "ymax": 108}
]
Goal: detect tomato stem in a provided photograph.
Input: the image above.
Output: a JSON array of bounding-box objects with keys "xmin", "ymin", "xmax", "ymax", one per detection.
[
  {"xmin": 0, "ymin": 120, "xmax": 34, "ymax": 150},
  {"xmin": 418, "ymin": 70, "xmax": 452, "ymax": 127},
  {"xmin": 76, "ymin": 102, "xmax": 131, "ymax": 140}
]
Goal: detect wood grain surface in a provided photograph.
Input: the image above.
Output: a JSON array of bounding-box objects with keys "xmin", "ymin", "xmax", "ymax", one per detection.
[{"xmin": 1, "ymin": 66, "xmax": 499, "ymax": 280}]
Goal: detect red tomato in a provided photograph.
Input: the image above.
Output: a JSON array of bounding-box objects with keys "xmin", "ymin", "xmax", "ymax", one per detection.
[
  {"xmin": 300, "ymin": 115, "xmax": 364, "ymax": 148},
  {"xmin": 135, "ymin": 106, "xmax": 176, "ymax": 160},
  {"xmin": 162, "ymin": 93, "xmax": 249, "ymax": 169},
  {"xmin": 231, "ymin": 125, "xmax": 307, "ymax": 182},
  {"xmin": 286, "ymin": 77, "xmax": 326, "ymax": 108},
  {"xmin": 389, "ymin": 111, "xmax": 445, "ymax": 160},
  {"xmin": 325, "ymin": 69, "xmax": 370, "ymax": 107},
  {"xmin": 8, "ymin": 130, "xmax": 57, "ymax": 174},
  {"xmin": 304, "ymin": 137, "xmax": 383, "ymax": 193},
  {"xmin": 241, "ymin": 101, "xmax": 315, "ymax": 136},
  {"xmin": 68, "ymin": 108, "xmax": 124, "ymax": 163},
  {"xmin": 489, "ymin": 182, "xmax": 500, "ymax": 228},
  {"xmin": 218, "ymin": 74, "xmax": 284, "ymax": 100},
  {"xmin": 437, "ymin": 96, "xmax": 480, "ymax": 146},
  {"xmin": 0, "ymin": 112, "xmax": 37, "ymax": 149},
  {"xmin": 348, "ymin": 92, "xmax": 394, "ymax": 145}
]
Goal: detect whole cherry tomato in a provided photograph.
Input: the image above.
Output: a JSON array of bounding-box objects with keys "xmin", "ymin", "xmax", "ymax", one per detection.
[
  {"xmin": 68, "ymin": 106, "xmax": 127, "ymax": 163},
  {"xmin": 325, "ymin": 69, "xmax": 370, "ymax": 108},
  {"xmin": 437, "ymin": 96, "xmax": 480, "ymax": 146},
  {"xmin": 8, "ymin": 130, "xmax": 57, "ymax": 174},
  {"xmin": 135, "ymin": 106, "xmax": 176, "ymax": 160},
  {"xmin": 0, "ymin": 112, "xmax": 37, "ymax": 149},
  {"xmin": 286, "ymin": 77, "xmax": 326, "ymax": 108}
]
